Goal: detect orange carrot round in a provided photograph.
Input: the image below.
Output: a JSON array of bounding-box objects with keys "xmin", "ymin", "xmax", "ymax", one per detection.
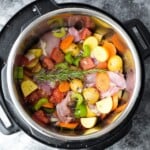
[
  {"xmin": 60, "ymin": 35, "xmax": 74, "ymax": 51},
  {"xmin": 42, "ymin": 102, "xmax": 54, "ymax": 109},
  {"xmin": 96, "ymin": 72, "xmax": 110, "ymax": 92},
  {"xmin": 58, "ymin": 122, "xmax": 79, "ymax": 129},
  {"xmin": 58, "ymin": 81, "xmax": 70, "ymax": 92},
  {"xmin": 111, "ymin": 34, "xmax": 127, "ymax": 53},
  {"xmin": 97, "ymin": 61, "xmax": 108, "ymax": 69},
  {"xmin": 103, "ymin": 41, "xmax": 116, "ymax": 58},
  {"xmin": 115, "ymin": 103, "xmax": 127, "ymax": 113}
]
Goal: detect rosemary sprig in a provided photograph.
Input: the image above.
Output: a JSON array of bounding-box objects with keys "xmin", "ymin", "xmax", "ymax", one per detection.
[{"xmin": 35, "ymin": 68, "xmax": 105, "ymax": 82}]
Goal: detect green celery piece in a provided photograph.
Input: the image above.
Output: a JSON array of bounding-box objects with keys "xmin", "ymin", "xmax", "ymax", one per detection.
[
  {"xmin": 55, "ymin": 62, "xmax": 69, "ymax": 69},
  {"xmin": 65, "ymin": 52, "xmax": 73, "ymax": 64},
  {"xmin": 73, "ymin": 57, "xmax": 81, "ymax": 66},
  {"xmin": 52, "ymin": 27, "xmax": 66, "ymax": 38},
  {"xmin": 74, "ymin": 103, "xmax": 87, "ymax": 118},
  {"xmin": 43, "ymin": 108, "xmax": 55, "ymax": 114},
  {"xmin": 83, "ymin": 45, "xmax": 91, "ymax": 57},
  {"xmin": 14, "ymin": 66, "xmax": 24, "ymax": 80},
  {"xmin": 71, "ymin": 92, "xmax": 83, "ymax": 108},
  {"xmin": 34, "ymin": 98, "xmax": 48, "ymax": 111}
]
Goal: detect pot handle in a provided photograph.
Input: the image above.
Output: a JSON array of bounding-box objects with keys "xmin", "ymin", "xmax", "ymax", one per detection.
[
  {"xmin": 124, "ymin": 19, "xmax": 150, "ymax": 59},
  {"xmin": 0, "ymin": 61, "xmax": 20, "ymax": 135}
]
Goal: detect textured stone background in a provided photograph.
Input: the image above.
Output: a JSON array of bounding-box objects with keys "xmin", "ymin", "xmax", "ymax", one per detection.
[{"xmin": 0, "ymin": 0, "xmax": 150, "ymax": 150}]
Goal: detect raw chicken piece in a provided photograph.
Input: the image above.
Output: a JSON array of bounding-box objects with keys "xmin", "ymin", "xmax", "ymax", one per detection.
[
  {"xmin": 56, "ymin": 92, "xmax": 73, "ymax": 123},
  {"xmin": 39, "ymin": 32, "xmax": 60, "ymax": 55},
  {"xmin": 101, "ymin": 72, "xmax": 126, "ymax": 98}
]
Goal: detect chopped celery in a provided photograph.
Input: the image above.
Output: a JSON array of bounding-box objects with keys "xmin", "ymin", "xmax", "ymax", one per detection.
[
  {"xmin": 83, "ymin": 45, "xmax": 91, "ymax": 57},
  {"xmin": 14, "ymin": 66, "xmax": 24, "ymax": 79},
  {"xmin": 65, "ymin": 52, "xmax": 73, "ymax": 64},
  {"xmin": 73, "ymin": 57, "xmax": 81, "ymax": 67},
  {"xmin": 33, "ymin": 98, "xmax": 48, "ymax": 111},
  {"xmin": 74, "ymin": 103, "xmax": 87, "ymax": 118},
  {"xmin": 52, "ymin": 27, "xmax": 66, "ymax": 38},
  {"xmin": 71, "ymin": 92, "xmax": 83, "ymax": 108}
]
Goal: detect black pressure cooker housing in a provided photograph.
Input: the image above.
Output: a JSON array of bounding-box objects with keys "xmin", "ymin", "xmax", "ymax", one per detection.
[{"xmin": 0, "ymin": 0, "xmax": 150, "ymax": 149}]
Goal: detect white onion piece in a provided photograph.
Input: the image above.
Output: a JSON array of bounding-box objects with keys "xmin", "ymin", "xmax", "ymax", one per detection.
[
  {"xmin": 84, "ymin": 73, "xmax": 96, "ymax": 87},
  {"xmin": 25, "ymin": 53, "xmax": 35, "ymax": 61},
  {"xmin": 68, "ymin": 27, "xmax": 80, "ymax": 42}
]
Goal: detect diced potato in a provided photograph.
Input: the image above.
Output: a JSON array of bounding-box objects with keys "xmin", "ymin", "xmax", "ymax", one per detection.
[
  {"xmin": 121, "ymin": 91, "xmax": 129, "ymax": 102},
  {"xmin": 111, "ymin": 112, "xmax": 122, "ymax": 123},
  {"xmin": 123, "ymin": 50, "xmax": 135, "ymax": 71},
  {"xmin": 94, "ymin": 33, "xmax": 103, "ymax": 42},
  {"xmin": 80, "ymin": 117, "xmax": 97, "ymax": 128},
  {"xmin": 31, "ymin": 62, "xmax": 42, "ymax": 73},
  {"xmin": 21, "ymin": 80, "xmax": 38, "ymax": 97},
  {"xmin": 112, "ymin": 93, "xmax": 119, "ymax": 111},
  {"xmin": 108, "ymin": 55, "xmax": 123, "ymax": 72},
  {"xmin": 28, "ymin": 49, "xmax": 42, "ymax": 58},
  {"xmin": 91, "ymin": 46, "xmax": 109, "ymax": 62},
  {"xmin": 96, "ymin": 97, "xmax": 113, "ymax": 114},
  {"xmin": 91, "ymin": 17, "xmax": 111, "ymax": 28},
  {"xmin": 63, "ymin": 43, "xmax": 80, "ymax": 56},
  {"xmin": 70, "ymin": 79, "xmax": 83, "ymax": 93},
  {"xmin": 83, "ymin": 36, "xmax": 98, "ymax": 51},
  {"xmin": 86, "ymin": 106, "xmax": 97, "ymax": 117},
  {"xmin": 118, "ymin": 90, "xmax": 123, "ymax": 99},
  {"xmin": 95, "ymin": 28, "xmax": 111, "ymax": 36},
  {"xmin": 26, "ymin": 58, "xmax": 39, "ymax": 69},
  {"xmin": 83, "ymin": 88, "xmax": 100, "ymax": 104},
  {"xmin": 84, "ymin": 127, "xmax": 100, "ymax": 135}
]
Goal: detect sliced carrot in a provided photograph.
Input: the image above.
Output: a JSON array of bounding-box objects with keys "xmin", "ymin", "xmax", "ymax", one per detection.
[
  {"xmin": 42, "ymin": 102, "xmax": 54, "ymax": 109},
  {"xmin": 111, "ymin": 34, "xmax": 127, "ymax": 53},
  {"xmin": 96, "ymin": 72, "xmax": 110, "ymax": 92},
  {"xmin": 96, "ymin": 61, "xmax": 108, "ymax": 69},
  {"xmin": 100, "ymin": 114, "xmax": 107, "ymax": 120},
  {"xmin": 58, "ymin": 81, "xmax": 70, "ymax": 92},
  {"xmin": 103, "ymin": 41, "xmax": 116, "ymax": 58},
  {"xmin": 58, "ymin": 122, "xmax": 79, "ymax": 129},
  {"xmin": 115, "ymin": 103, "xmax": 127, "ymax": 113},
  {"xmin": 60, "ymin": 35, "xmax": 74, "ymax": 51}
]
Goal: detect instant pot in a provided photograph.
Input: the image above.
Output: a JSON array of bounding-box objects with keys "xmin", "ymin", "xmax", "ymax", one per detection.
[{"xmin": 0, "ymin": 0, "xmax": 150, "ymax": 149}]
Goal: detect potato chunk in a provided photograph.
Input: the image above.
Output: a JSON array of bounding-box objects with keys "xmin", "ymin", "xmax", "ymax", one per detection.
[{"xmin": 21, "ymin": 80, "xmax": 38, "ymax": 97}]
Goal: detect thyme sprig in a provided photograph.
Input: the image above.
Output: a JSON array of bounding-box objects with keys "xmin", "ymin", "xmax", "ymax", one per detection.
[{"xmin": 35, "ymin": 68, "xmax": 105, "ymax": 82}]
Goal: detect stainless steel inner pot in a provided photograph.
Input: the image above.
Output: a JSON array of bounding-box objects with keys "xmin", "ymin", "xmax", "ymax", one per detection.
[{"xmin": 6, "ymin": 8, "xmax": 142, "ymax": 141}]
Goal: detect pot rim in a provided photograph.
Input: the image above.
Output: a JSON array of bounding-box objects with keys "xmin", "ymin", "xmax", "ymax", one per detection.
[{"xmin": 7, "ymin": 7, "xmax": 142, "ymax": 141}]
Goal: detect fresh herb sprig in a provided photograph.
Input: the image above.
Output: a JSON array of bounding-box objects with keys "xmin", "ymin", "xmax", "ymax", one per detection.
[{"xmin": 35, "ymin": 68, "xmax": 105, "ymax": 82}]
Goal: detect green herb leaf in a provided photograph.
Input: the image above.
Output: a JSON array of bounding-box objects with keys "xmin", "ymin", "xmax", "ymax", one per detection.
[{"xmin": 35, "ymin": 68, "xmax": 105, "ymax": 82}]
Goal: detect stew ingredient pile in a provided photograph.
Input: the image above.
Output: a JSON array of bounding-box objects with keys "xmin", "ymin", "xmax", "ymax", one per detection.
[{"xmin": 15, "ymin": 15, "xmax": 127, "ymax": 132}]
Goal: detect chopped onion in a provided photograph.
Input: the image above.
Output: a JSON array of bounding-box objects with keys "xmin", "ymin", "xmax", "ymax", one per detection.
[{"xmin": 25, "ymin": 53, "xmax": 35, "ymax": 61}]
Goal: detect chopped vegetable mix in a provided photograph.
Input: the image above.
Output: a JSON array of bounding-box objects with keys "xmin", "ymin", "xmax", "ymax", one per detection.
[{"xmin": 16, "ymin": 14, "xmax": 128, "ymax": 134}]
